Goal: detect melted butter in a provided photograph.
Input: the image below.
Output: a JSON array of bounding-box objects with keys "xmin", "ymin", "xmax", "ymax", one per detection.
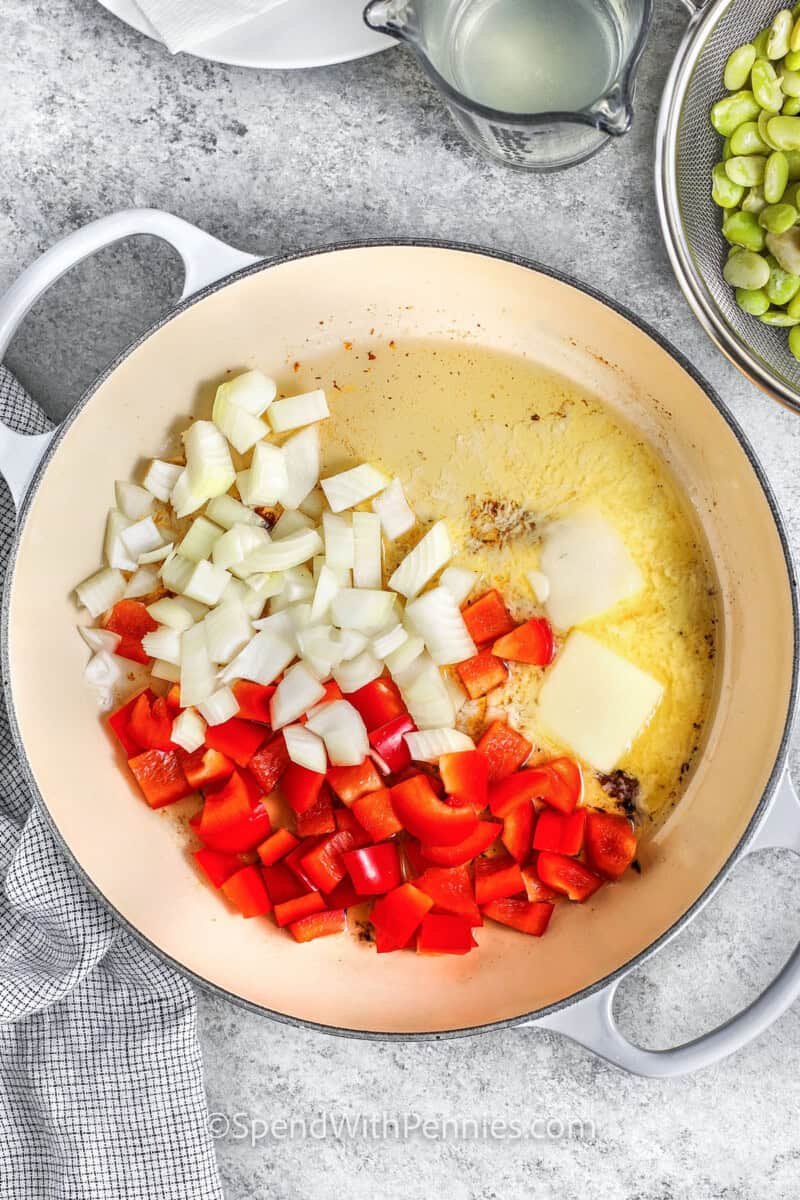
[{"xmin": 280, "ymin": 339, "xmax": 719, "ymax": 825}]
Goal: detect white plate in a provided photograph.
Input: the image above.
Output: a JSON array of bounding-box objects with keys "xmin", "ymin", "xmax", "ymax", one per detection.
[{"xmin": 99, "ymin": 0, "xmax": 393, "ymax": 69}]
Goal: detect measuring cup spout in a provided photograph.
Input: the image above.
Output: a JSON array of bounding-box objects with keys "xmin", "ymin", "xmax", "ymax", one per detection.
[
  {"xmin": 363, "ymin": 0, "xmax": 413, "ymax": 37},
  {"xmin": 592, "ymin": 88, "xmax": 635, "ymax": 137}
]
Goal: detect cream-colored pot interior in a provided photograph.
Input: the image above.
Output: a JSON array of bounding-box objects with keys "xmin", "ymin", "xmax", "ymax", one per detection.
[{"xmin": 6, "ymin": 246, "xmax": 795, "ymax": 1034}]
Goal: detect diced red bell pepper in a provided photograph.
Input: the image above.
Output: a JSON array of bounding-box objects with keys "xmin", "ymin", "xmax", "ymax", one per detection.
[
  {"xmin": 537, "ymin": 851, "xmax": 602, "ymax": 902},
  {"xmin": 461, "ymin": 589, "xmax": 515, "ymax": 645},
  {"xmin": 347, "ymin": 676, "xmax": 406, "ymax": 731},
  {"xmin": 482, "ymin": 898, "xmax": 554, "ymax": 936},
  {"xmin": 239, "ymin": 767, "xmax": 263, "ymax": 804},
  {"xmin": 439, "ymin": 750, "xmax": 489, "ymax": 811},
  {"xmin": 196, "ymin": 770, "xmax": 271, "ymax": 853},
  {"xmin": 416, "ymin": 913, "xmax": 477, "ymax": 955},
  {"xmin": 284, "ymin": 838, "xmax": 324, "ymax": 891},
  {"xmin": 474, "ymin": 855, "xmax": 525, "ymax": 905},
  {"xmin": 108, "ymin": 689, "xmax": 151, "ymax": 756},
  {"xmin": 343, "ymin": 843, "xmax": 402, "ymax": 896},
  {"xmin": 393, "ymin": 762, "xmax": 445, "ymax": 797},
  {"xmin": 492, "ymin": 618, "xmax": 555, "ymax": 666},
  {"xmin": 325, "ymin": 874, "xmax": 362, "ymax": 910},
  {"xmin": 295, "ymin": 785, "xmax": 336, "ymax": 836},
  {"xmin": 351, "ymin": 787, "xmax": 403, "ymax": 842},
  {"xmin": 584, "ymin": 810, "xmax": 638, "ymax": 880},
  {"xmin": 413, "ymin": 864, "xmax": 481, "ymax": 925},
  {"xmin": 318, "ymin": 680, "xmax": 344, "ymax": 705},
  {"xmin": 420, "ymin": 820, "xmax": 502, "ymax": 867},
  {"xmin": 232, "ymin": 680, "xmax": 276, "ymax": 725},
  {"xmin": 183, "ymin": 746, "xmax": 235, "ymax": 791},
  {"xmin": 165, "ymin": 683, "xmax": 182, "ymax": 714},
  {"xmin": 390, "ymin": 775, "xmax": 478, "ymax": 846},
  {"xmin": 541, "ymin": 757, "xmax": 583, "ymax": 815},
  {"xmin": 334, "ymin": 807, "xmax": 372, "ymax": 847},
  {"xmin": 193, "ymin": 848, "xmax": 242, "ymax": 888},
  {"xmin": 456, "ymin": 650, "xmax": 509, "ymax": 700},
  {"xmin": 370, "ymin": 883, "xmax": 434, "ymax": 953},
  {"xmin": 274, "ymin": 891, "xmax": 327, "ymax": 927},
  {"xmin": 327, "ymin": 759, "xmax": 384, "ymax": 805},
  {"xmin": 288, "ymin": 908, "xmax": 346, "ymax": 942},
  {"xmin": 262, "ymin": 863, "xmax": 305, "ymax": 904},
  {"xmin": 128, "ymin": 749, "xmax": 192, "ymax": 808},
  {"xmin": 501, "ymin": 800, "xmax": 534, "ymax": 862},
  {"xmin": 281, "ymin": 763, "xmax": 326, "ymax": 815},
  {"xmin": 300, "ymin": 831, "xmax": 356, "ymax": 892},
  {"xmin": 257, "ymin": 828, "xmax": 299, "ymax": 866},
  {"xmin": 521, "ymin": 862, "xmax": 560, "ymax": 903},
  {"xmin": 489, "ymin": 768, "xmax": 554, "ymax": 818},
  {"xmin": 221, "ymin": 865, "xmax": 272, "ymax": 917},
  {"xmin": 533, "ymin": 808, "xmax": 586, "ymax": 857},
  {"xmin": 248, "ymin": 733, "xmax": 290, "ymax": 795},
  {"xmin": 105, "ymin": 599, "xmax": 158, "ymax": 664},
  {"xmin": 476, "ymin": 720, "xmax": 532, "ymax": 783},
  {"xmin": 205, "ymin": 718, "xmax": 266, "ymax": 768},
  {"xmin": 368, "ymin": 714, "xmax": 416, "ymax": 773}
]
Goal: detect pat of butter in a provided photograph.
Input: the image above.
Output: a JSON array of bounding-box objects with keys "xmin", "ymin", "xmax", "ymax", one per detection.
[
  {"xmin": 540, "ymin": 511, "xmax": 643, "ymax": 631},
  {"xmin": 538, "ymin": 631, "xmax": 664, "ymax": 772}
]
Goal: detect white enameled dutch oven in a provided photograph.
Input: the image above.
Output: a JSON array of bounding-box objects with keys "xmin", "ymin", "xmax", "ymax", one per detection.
[{"xmin": 1, "ymin": 210, "xmax": 799, "ymax": 1077}]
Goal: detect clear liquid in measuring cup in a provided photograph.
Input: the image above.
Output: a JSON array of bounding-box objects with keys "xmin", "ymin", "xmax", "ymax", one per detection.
[{"xmin": 447, "ymin": 0, "xmax": 622, "ymax": 115}]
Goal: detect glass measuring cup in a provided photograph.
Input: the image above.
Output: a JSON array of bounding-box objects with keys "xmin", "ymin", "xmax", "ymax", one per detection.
[{"xmin": 363, "ymin": 0, "xmax": 653, "ymax": 171}]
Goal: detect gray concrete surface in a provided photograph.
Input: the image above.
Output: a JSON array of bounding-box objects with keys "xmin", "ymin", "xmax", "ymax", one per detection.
[{"xmin": 3, "ymin": 1, "xmax": 800, "ymax": 1196}]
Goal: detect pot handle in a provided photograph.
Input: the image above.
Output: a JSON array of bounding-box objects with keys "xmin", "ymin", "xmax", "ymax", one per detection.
[
  {"xmin": 0, "ymin": 208, "xmax": 259, "ymax": 509},
  {"xmin": 521, "ymin": 770, "xmax": 800, "ymax": 1077}
]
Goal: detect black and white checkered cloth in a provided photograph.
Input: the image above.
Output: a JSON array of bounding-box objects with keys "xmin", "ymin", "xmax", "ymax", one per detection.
[{"xmin": 0, "ymin": 367, "xmax": 223, "ymax": 1199}]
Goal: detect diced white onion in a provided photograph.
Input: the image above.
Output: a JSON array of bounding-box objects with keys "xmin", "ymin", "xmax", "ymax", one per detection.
[
  {"xmin": 330, "ymin": 588, "xmax": 396, "ymax": 635},
  {"xmin": 79, "ymin": 625, "xmax": 121, "ymax": 655},
  {"xmin": 104, "ymin": 509, "xmax": 136, "ymax": 571},
  {"xmin": 75, "ymin": 568, "xmax": 126, "ymax": 618},
  {"xmin": 333, "ymin": 650, "xmax": 383, "ymax": 693},
  {"xmin": 139, "ymin": 542, "xmax": 174, "ymax": 564},
  {"xmin": 310, "ymin": 564, "xmax": 342, "ymax": 623},
  {"xmin": 284, "ymin": 723, "xmax": 328, "ymax": 773},
  {"xmin": 439, "ymin": 565, "xmax": 478, "ymax": 606},
  {"xmin": 297, "ymin": 624, "xmax": 342, "ymax": 672},
  {"xmin": 276, "ymin": 565, "xmax": 315, "ymax": 606},
  {"xmin": 147, "ymin": 596, "xmax": 196, "ymax": 631},
  {"xmin": 143, "ymin": 459, "xmax": 182, "ymax": 502},
  {"xmin": 372, "ymin": 478, "xmax": 415, "ymax": 541},
  {"xmin": 526, "ymin": 569, "xmax": 551, "ymax": 604},
  {"xmin": 203, "ymin": 601, "xmax": 252, "ymax": 664},
  {"xmin": 287, "ymin": 602, "xmax": 314, "ymax": 631},
  {"xmin": 170, "ymin": 469, "xmax": 208, "ymax": 521},
  {"xmin": 271, "ymin": 509, "xmax": 314, "ymax": 539},
  {"xmin": 177, "ymin": 596, "xmax": 210, "ymax": 621},
  {"xmin": 299, "ymin": 488, "xmax": 325, "ymax": 520},
  {"xmin": 405, "ymin": 728, "xmax": 475, "ymax": 762},
  {"xmin": 239, "ymin": 528, "xmax": 323, "ymax": 574},
  {"xmin": 337, "ymin": 629, "xmax": 369, "ymax": 660},
  {"xmin": 213, "ymin": 384, "xmax": 269, "ymax": 454},
  {"xmin": 281, "ymin": 425, "xmax": 320, "ymax": 509},
  {"xmin": 179, "ymin": 517, "xmax": 224, "ymax": 564},
  {"xmin": 221, "ymin": 629, "xmax": 296, "ymax": 685},
  {"xmin": 173, "ymin": 421, "xmax": 235, "ymax": 517},
  {"xmin": 270, "ymin": 662, "xmax": 326, "ymax": 729},
  {"xmin": 84, "ymin": 650, "xmax": 122, "ymax": 703},
  {"xmin": 252, "ymin": 609, "xmax": 295, "ymax": 638},
  {"xmin": 323, "ymin": 512, "xmax": 354, "ymax": 571},
  {"xmin": 120, "ymin": 516, "xmax": 164, "ymax": 560},
  {"xmin": 404, "ymin": 586, "xmax": 476, "ymax": 666},
  {"xmin": 124, "ymin": 565, "xmax": 160, "ymax": 599},
  {"xmin": 115, "ymin": 481, "xmax": 155, "ymax": 521},
  {"xmin": 183, "ymin": 560, "xmax": 231, "ymax": 606},
  {"xmin": 198, "ymin": 686, "xmax": 240, "ymax": 726},
  {"xmin": 215, "ymin": 370, "xmax": 276, "ymax": 417},
  {"xmin": 180, "ymin": 623, "xmax": 216, "ymax": 706},
  {"xmin": 237, "ymin": 441, "xmax": 289, "ymax": 507},
  {"xmin": 268, "ymin": 389, "xmax": 329, "ymax": 434},
  {"xmin": 372, "ymin": 624, "xmax": 408, "ymax": 660},
  {"xmin": 242, "ymin": 574, "xmax": 283, "ymax": 618},
  {"xmin": 443, "ymin": 670, "xmax": 468, "ymax": 715},
  {"xmin": 171, "ymin": 707, "xmax": 207, "ymax": 753},
  {"xmin": 211, "ymin": 523, "xmax": 268, "ymax": 571},
  {"xmin": 321, "ymin": 463, "xmax": 390, "ymax": 513},
  {"xmin": 388, "ymin": 520, "xmax": 453, "ymax": 599},
  {"xmin": 160, "ymin": 553, "xmax": 194, "ymax": 595},
  {"xmin": 385, "ymin": 634, "xmax": 425, "ymax": 675},
  {"xmin": 151, "ymin": 658, "xmax": 182, "ymax": 683},
  {"xmin": 206, "ymin": 494, "xmax": 263, "ymax": 530},
  {"xmin": 394, "ymin": 653, "xmax": 455, "ymax": 730},
  {"xmin": 141, "ymin": 625, "xmax": 182, "ymax": 665},
  {"xmin": 306, "ymin": 699, "xmax": 369, "ymax": 766},
  {"xmin": 352, "ymin": 511, "xmax": 382, "ymax": 589}
]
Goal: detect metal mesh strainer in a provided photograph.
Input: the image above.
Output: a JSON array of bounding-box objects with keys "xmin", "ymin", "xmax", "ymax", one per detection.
[{"xmin": 656, "ymin": 0, "xmax": 800, "ymax": 412}]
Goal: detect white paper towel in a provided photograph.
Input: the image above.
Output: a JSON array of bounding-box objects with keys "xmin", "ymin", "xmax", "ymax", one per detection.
[{"xmin": 133, "ymin": 0, "xmax": 289, "ymax": 53}]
